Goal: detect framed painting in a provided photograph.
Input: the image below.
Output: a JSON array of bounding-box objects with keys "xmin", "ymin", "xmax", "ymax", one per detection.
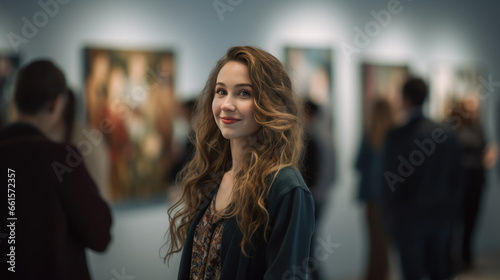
[
  {"xmin": 84, "ymin": 47, "xmax": 177, "ymax": 202},
  {"xmin": 284, "ymin": 46, "xmax": 333, "ymax": 132},
  {"xmin": 361, "ymin": 63, "xmax": 409, "ymax": 131}
]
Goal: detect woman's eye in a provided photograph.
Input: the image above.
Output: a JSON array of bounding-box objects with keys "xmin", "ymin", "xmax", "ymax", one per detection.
[
  {"xmin": 216, "ymin": 89, "xmax": 227, "ymax": 95},
  {"xmin": 239, "ymin": 91, "xmax": 252, "ymax": 97}
]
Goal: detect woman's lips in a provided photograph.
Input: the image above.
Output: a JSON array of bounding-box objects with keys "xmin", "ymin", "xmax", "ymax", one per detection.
[{"xmin": 221, "ymin": 117, "xmax": 241, "ymax": 124}]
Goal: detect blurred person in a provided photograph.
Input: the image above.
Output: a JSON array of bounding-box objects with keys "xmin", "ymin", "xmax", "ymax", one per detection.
[
  {"xmin": 179, "ymin": 98, "xmax": 197, "ymax": 167},
  {"xmin": 355, "ymin": 97, "xmax": 395, "ymax": 280},
  {"xmin": 380, "ymin": 78, "xmax": 464, "ymax": 280},
  {"xmin": 302, "ymin": 99, "xmax": 336, "ymax": 280},
  {"xmin": 482, "ymin": 93, "xmax": 499, "ymax": 174},
  {"xmin": 163, "ymin": 46, "xmax": 315, "ymax": 279},
  {"xmin": 447, "ymin": 95, "xmax": 492, "ymax": 270},
  {"xmin": 168, "ymin": 99, "xmax": 197, "ymax": 202},
  {"xmin": 302, "ymin": 100, "xmax": 335, "ymax": 221},
  {"xmin": 302, "ymin": 101, "xmax": 320, "ymax": 188},
  {"xmin": 0, "ymin": 60, "xmax": 112, "ymax": 280},
  {"xmin": 170, "ymin": 99, "xmax": 197, "ymax": 184}
]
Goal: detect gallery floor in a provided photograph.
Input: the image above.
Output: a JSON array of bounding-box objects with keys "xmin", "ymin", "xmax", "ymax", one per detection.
[{"xmin": 336, "ymin": 250, "xmax": 500, "ymax": 280}]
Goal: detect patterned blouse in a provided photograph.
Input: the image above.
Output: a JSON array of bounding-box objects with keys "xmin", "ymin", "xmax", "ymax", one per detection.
[{"xmin": 190, "ymin": 195, "xmax": 226, "ymax": 280}]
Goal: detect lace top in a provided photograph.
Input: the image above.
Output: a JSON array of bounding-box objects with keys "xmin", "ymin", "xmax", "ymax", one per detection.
[{"xmin": 190, "ymin": 195, "xmax": 226, "ymax": 280}]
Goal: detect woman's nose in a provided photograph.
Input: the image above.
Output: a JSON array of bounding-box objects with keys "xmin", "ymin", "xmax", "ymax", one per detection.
[{"xmin": 221, "ymin": 95, "xmax": 235, "ymax": 111}]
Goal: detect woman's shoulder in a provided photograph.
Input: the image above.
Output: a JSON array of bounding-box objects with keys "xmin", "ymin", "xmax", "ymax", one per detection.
[{"xmin": 268, "ymin": 166, "xmax": 312, "ymax": 201}]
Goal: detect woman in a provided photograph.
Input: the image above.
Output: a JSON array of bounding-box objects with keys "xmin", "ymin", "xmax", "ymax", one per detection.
[
  {"xmin": 447, "ymin": 96, "xmax": 487, "ymax": 271},
  {"xmin": 163, "ymin": 46, "xmax": 315, "ymax": 279},
  {"xmin": 355, "ymin": 97, "xmax": 395, "ymax": 280}
]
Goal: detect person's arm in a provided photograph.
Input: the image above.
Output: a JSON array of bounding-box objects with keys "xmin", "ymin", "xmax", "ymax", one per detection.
[
  {"xmin": 355, "ymin": 136, "xmax": 369, "ymax": 173},
  {"xmin": 55, "ymin": 149, "xmax": 112, "ymax": 252},
  {"xmin": 264, "ymin": 187, "xmax": 315, "ymax": 280}
]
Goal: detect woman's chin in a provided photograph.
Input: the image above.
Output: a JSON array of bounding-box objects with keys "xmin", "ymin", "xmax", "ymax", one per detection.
[{"xmin": 220, "ymin": 132, "xmax": 235, "ymax": 140}]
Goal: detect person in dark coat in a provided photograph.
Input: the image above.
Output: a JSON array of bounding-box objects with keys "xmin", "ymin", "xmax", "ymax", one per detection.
[
  {"xmin": 0, "ymin": 60, "xmax": 112, "ymax": 280},
  {"xmin": 379, "ymin": 78, "xmax": 464, "ymax": 280},
  {"xmin": 301, "ymin": 99, "xmax": 337, "ymax": 280},
  {"xmin": 355, "ymin": 98, "xmax": 395, "ymax": 280},
  {"xmin": 163, "ymin": 46, "xmax": 315, "ymax": 280},
  {"xmin": 447, "ymin": 96, "xmax": 489, "ymax": 270}
]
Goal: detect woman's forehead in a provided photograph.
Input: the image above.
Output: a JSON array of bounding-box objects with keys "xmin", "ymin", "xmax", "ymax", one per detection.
[{"xmin": 216, "ymin": 61, "xmax": 251, "ymax": 85}]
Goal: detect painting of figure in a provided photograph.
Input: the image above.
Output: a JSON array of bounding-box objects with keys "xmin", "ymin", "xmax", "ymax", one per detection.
[
  {"xmin": 362, "ymin": 63, "xmax": 409, "ymax": 130},
  {"xmin": 84, "ymin": 47, "xmax": 177, "ymax": 202}
]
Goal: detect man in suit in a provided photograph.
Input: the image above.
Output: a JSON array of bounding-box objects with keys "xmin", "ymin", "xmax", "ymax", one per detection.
[
  {"xmin": 380, "ymin": 78, "xmax": 464, "ymax": 280},
  {"xmin": 0, "ymin": 60, "xmax": 112, "ymax": 280}
]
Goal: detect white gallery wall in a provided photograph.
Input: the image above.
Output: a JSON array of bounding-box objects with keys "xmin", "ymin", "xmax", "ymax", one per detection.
[{"xmin": 1, "ymin": 0, "xmax": 499, "ymax": 279}]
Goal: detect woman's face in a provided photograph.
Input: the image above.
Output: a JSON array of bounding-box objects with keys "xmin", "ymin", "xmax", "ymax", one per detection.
[{"xmin": 212, "ymin": 61, "xmax": 261, "ymax": 141}]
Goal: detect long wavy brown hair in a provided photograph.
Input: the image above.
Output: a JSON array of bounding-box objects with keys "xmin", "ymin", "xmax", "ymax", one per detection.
[
  {"xmin": 162, "ymin": 46, "xmax": 304, "ymax": 262},
  {"xmin": 367, "ymin": 97, "xmax": 395, "ymax": 149}
]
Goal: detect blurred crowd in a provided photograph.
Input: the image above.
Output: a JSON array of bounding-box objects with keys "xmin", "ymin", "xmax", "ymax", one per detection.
[{"xmin": 0, "ymin": 58, "xmax": 498, "ymax": 280}]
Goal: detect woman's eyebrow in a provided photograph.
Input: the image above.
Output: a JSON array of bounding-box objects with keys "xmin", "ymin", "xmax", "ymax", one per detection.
[
  {"xmin": 215, "ymin": 82, "xmax": 253, "ymax": 88},
  {"xmin": 235, "ymin": 83, "xmax": 253, "ymax": 88}
]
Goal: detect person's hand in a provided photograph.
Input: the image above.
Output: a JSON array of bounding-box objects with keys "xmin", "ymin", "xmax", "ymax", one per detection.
[{"xmin": 483, "ymin": 142, "xmax": 499, "ymax": 169}]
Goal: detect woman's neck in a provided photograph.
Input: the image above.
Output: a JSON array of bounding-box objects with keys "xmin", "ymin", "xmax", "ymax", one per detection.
[{"xmin": 229, "ymin": 138, "xmax": 248, "ymax": 173}]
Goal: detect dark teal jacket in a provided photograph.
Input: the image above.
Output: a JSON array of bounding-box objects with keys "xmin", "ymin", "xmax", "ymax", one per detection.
[{"xmin": 177, "ymin": 166, "xmax": 315, "ymax": 279}]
